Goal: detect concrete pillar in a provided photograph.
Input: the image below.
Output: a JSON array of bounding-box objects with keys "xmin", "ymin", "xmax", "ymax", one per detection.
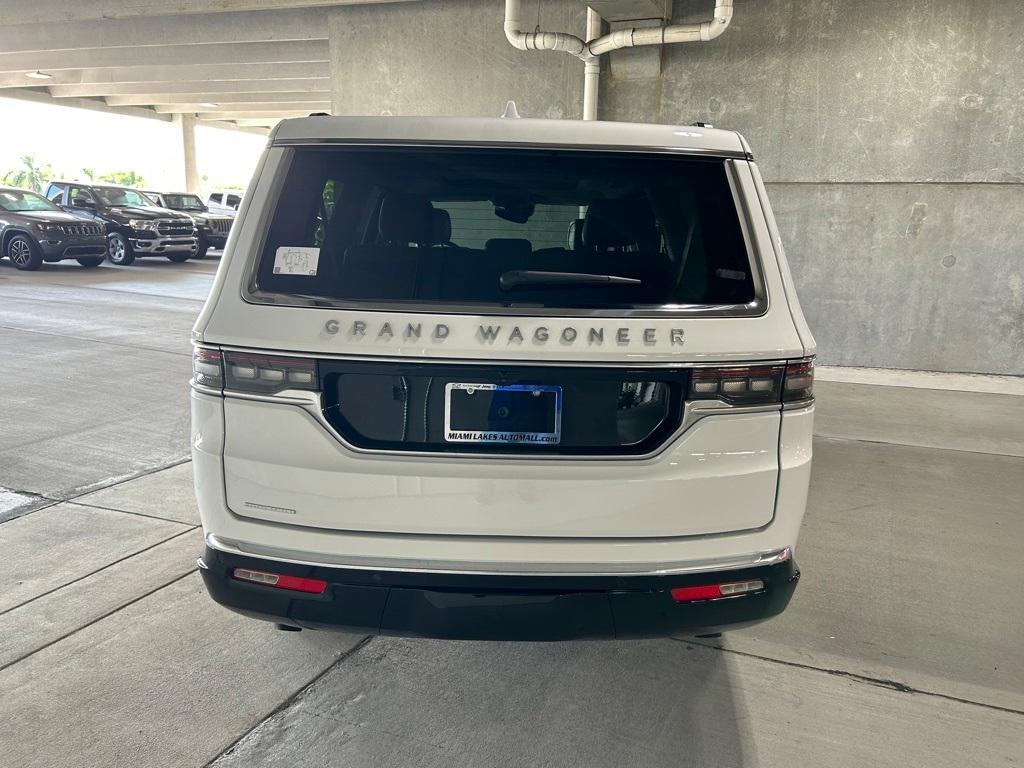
[{"xmin": 177, "ymin": 113, "xmax": 200, "ymax": 194}]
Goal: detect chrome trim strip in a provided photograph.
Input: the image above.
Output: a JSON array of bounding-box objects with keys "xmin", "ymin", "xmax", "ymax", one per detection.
[
  {"xmin": 210, "ymin": 343, "xmax": 798, "ymax": 369},
  {"xmin": 205, "ymin": 533, "xmax": 791, "ymax": 577},
  {"xmin": 241, "ymin": 143, "xmax": 767, "ymax": 319},
  {"xmin": 271, "ymin": 137, "xmax": 751, "ymax": 160},
  {"xmin": 219, "ymin": 387, "xmax": 780, "ymax": 462}
]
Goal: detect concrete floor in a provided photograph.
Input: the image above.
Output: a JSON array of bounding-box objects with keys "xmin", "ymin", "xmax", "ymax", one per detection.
[{"xmin": 0, "ymin": 256, "xmax": 1022, "ymax": 768}]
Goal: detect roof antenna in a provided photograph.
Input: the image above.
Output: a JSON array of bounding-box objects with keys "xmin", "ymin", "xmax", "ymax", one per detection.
[{"xmin": 501, "ymin": 100, "xmax": 521, "ymax": 119}]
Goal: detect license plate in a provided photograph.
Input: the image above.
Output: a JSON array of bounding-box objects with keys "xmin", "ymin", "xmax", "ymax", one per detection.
[{"xmin": 444, "ymin": 383, "xmax": 562, "ymax": 445}]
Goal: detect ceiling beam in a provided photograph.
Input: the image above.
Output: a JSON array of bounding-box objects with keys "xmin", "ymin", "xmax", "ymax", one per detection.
[
  {"xmin": 198, "ymin": 110, "xmax": 314, "ymax": 121},
  {"xmin": 0, "ymin": 9, "xmax": 328, "ymax": 55},
  {"xmin": 154, "ymin": 102, "xmax": 330, "ymax": 114},
  {"xmin": 51, "ymin": 79, "xmax": 328, "ymax": 99},
  {"xmin": 0, "ymin": 87, "xmax": 171, "ymax": 122},
  {"xmin": 1, "ymin": 86, "xmax": 273, "ymax": 135},
  {"xmin": 129, "ymin": 91, "xmax": 331, "ymax": 107},
  {"xmin": 2, "ymin": 0, "xmax": 419, "ymax": 26},
  {"xmin": 0, "ymin": 61, "xmax": 329, "ymax": 89},
  {"xmin": 0, "ymin": 40, "xmax": 329, "ymax": 74}
]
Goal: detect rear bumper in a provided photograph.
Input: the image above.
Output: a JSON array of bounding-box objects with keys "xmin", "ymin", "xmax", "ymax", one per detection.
[{"xmin": 198, "ymin": 545, "xmax": 800, "ymax": 640}]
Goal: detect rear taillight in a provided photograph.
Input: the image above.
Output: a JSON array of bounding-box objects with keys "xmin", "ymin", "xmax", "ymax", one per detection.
[
  {"xmin": 782, "ymin": 358, "xmax": 815, "ymax": 402},
  {"xmin": 688, "ymin": 357, "xmax": 814, "ymax": 405},
  {"xmin": 690, "ymin": 365, "xmax": 784, "ymax": 404},
  {"xmin": 223, "ymin": 351, "xmax": 318, "ymax": 393},
  {"xmin": 192, "ymin": 346, "xmax": 320, "ymax": 394},
  {"xmin": 192, "ymin": 345, "xmax": 223, "ymax": 389}
]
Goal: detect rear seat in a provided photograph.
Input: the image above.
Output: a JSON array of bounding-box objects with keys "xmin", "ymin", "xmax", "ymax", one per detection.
[{"xmin": 339, "ymin": 193, "xmax": 435, "ymax": 300}]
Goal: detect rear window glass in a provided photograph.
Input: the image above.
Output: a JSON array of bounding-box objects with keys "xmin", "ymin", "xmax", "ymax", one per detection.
[{"xmin": 254, "ymin": 147, "xmax": 755, "ymax": 311}]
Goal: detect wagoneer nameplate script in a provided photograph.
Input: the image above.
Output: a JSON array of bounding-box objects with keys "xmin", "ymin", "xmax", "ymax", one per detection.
[{"xmin": 444, "ymin": 383, "xmax": 562, "ymax": 444}]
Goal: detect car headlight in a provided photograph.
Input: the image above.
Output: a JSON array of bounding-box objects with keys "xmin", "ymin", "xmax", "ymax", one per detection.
[
  {"xmin": 34, "ymin": 223, "xmax": 62, "ymax": 233},
  {"xmin": 128, "ymin": 219, "xmax": 157, "ymax": 232}
]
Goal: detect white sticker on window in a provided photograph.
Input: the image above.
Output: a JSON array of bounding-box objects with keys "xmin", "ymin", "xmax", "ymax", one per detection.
[{"xmin": 273, "ymin": 246, "xmax": 320, "ymax": 276}]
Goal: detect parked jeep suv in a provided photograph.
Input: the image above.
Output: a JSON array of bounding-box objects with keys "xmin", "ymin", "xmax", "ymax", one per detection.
[
  {"xmin": 191, "ymin": 116, "xmax": 815, "ymax": 641},
  {"xmin": 144, "ymin": 192, "xmax": 232, "ymax": 259},
  {"xmin": 45, "ymin": 181, "xmax": 197, "ymax": 266},
  {"xmin": 0, "ymin": 186, "xmax": 107, "ymax": 270},
  {"xmin": 206, "ymin": 191, "xmax": 241, "ymax": 217}
]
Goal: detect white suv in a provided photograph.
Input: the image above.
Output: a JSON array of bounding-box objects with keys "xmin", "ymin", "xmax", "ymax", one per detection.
[{"xmin": 191, "ymin": 116, "xmax": 815, "ymax": 640}]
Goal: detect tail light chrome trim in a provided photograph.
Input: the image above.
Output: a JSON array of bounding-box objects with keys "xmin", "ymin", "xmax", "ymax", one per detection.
[{"xmin": 191, "ymin": 346, "xmax": 812, "ymax": 461}]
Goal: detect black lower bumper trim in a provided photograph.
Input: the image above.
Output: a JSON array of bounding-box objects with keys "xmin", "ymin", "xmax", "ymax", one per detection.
[{"xmin": 199, "ymin": 546, "xmax": 799, "ymax": 641}]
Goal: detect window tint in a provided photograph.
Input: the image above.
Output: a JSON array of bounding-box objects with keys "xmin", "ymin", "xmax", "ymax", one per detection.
[
  {"xmin": 69, "ymin": 186, "xmax": 95, "ymax": 205},
  {"xmin": 254, "ymin": 147, "xmax": 755, "ymax": 311},
  {"xmin": 93, "ymin": 187, "xmax": 149, "ymax": 207},
  {"xmin": 0, "ymin": 189, "xmax": 61, "ymax": 212}
]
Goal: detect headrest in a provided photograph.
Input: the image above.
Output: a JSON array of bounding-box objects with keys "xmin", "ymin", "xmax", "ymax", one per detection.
[
  {"xmin": 378, "ymin": 193, "xmax": 434, "ymax": 244},
  {"xmin": 430, "ymin": 208, "xmax": 451, "ymax": 244},
  {"xmin": 485, "ymin": 238, "xmax": 532, "ymax": 261},
  {"xmin": 582, "ymin": 198, "xmax": 658, "ymax": 252},
  {"xmin": 568, "ymin": 218, "xmax": 585, "ymax": 251}
]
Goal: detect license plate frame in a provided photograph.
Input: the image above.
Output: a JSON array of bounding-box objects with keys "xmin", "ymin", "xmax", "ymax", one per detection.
[{"xmin": 444, "ymin": 383, "xmax": 563, "ymax": 445}]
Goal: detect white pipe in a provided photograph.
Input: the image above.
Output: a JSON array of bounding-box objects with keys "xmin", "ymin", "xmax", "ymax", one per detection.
[
  {"xmin": 503, "ymin": 0, "xmax": 589, "ymax": 59},
  {"xmin": 503, "ymin": 0, "xmax": 733, "ymax": 60},
  {"xmin": 582, "ymin": 8, "xmax": 602, "ymax": 121},
  {"xmin": 587, "ymin": 0, "xmax": 733, "ymax": 55},
  {"xmin": 503, "ymin": 0, "xmax": 733, "ymax": 121}
]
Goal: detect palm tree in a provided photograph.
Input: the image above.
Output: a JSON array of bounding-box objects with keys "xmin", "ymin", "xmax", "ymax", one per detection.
[
  {"xmin": 3, "ymin": 153, "xmax": 53, "ymax": 193},
  {"xmin": 99, "ymin": 170, "xmax": 145, "ymax": 187}
]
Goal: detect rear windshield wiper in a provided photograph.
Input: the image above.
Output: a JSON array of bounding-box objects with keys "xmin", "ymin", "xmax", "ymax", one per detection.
[{"xmin": 499, "ymin": 270, "xmax": 642, "ymax": 290}]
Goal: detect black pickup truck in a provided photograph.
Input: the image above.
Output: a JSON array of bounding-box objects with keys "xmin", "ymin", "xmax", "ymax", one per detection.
[{"xmin": 45, "ymin": 181, "xmax": 197, "ymax": 266}]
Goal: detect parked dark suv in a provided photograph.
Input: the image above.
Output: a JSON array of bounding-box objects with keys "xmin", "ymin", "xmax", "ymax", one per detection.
[
  {"xmin": 0, "ymin": 186, "xmax": 107, "ymax": 270},
  {"xmin": 144, "ymin": 191, "xmax": 232, "ymax": 259},
  {"xmin": 45, "ymin": 181, "xmax": 197, "ymax": 266}
]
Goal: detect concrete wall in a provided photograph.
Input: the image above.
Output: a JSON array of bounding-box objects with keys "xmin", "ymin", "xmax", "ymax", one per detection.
[
  {"xmin": 328, "ymin": 0, "xmax": 1024, "ymax": 375},
  {"xmin": 329, "ymin": 0, "xmax": 585, "ymax": 119}
]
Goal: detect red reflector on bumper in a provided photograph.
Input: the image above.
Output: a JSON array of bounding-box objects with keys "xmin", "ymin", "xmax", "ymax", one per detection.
[
  {"xmin": 670, "ymin": 579, "xmax": 765, "ymax": 603},
  {"xmin": 232, "ymin": 568, "xmax": 327, "ymax": 595}
]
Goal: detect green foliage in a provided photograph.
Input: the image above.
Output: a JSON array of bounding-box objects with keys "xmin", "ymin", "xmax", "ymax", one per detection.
[
  {"xmin": 2, "ymin": 153, "xmax": 53, "ymax": 193},
  {"xmin": 81, "ymin": 167, "xmax": 96, "ymax": 180},
  {"xmin": 98, "ymin": 170, "xmax": 145, "ymax": 187}
]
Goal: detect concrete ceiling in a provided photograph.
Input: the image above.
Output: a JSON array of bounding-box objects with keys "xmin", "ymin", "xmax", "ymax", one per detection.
[
  {"xmin": 0, "ymin": 2, "xmax": 417, "ymax": 133},
  {"xmin": 0, "ymin": 1, "xmax": 666, "ymax": 132}
]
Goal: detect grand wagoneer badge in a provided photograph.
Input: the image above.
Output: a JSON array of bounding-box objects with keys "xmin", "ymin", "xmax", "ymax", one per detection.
[{"xmin": 325, "ymin": 319, "xmax": 685, "ymax": 347}]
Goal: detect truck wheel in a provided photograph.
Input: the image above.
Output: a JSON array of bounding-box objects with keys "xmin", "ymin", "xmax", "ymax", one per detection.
[
  {"xmin": 7, "ymin": 234, "xmax": 43, "ymax": 271},
  {"xmin": 194, "ymin": 235, "xmax": 209, "ymax": 260},
  {"xmin": 107, "ymin": 233, "xmax": 135, "ymax": 266},
  {"xmin": 76, "ymin": 256, "xmax": 104, "ymax": 268},
  {"xmin": 166, "ymin": 253, "xmax": 191, "ymax": 263}
]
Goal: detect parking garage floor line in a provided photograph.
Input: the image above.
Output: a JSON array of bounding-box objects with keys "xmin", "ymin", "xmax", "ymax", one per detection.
[
  {"xmin": 684, "ymin": 639, "xmax": 1024, "ymax": 718},
  {"xmin": 203, "ymin": 635, "xmax": 376, "ymax": 768},
  {"xmin": 0, "ymin": 524, "xmax": 199, "ymax": 620},
  {"xmin": 0, "ymin": 568, "xmax": 198, "ymax": 674},
  {"xmin": 0, "ymin": 322, "xmax": 193, "ymax": 358},
  {"xmin": 0, "ymin": 456, "xmax": 192, "ymax": 525}
]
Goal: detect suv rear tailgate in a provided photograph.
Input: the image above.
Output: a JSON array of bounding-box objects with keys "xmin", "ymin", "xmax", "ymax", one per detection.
[{"xmin": 222, "ymin": 397, "xmax": 779, "ymax": 538}]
